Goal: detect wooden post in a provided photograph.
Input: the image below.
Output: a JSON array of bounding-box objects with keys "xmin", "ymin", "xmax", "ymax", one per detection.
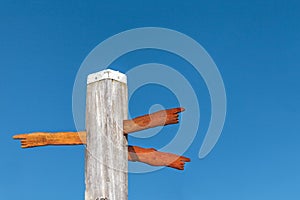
[{"xmin": 85, "ymin": 69, "xmax": 128, "ymax": 200}]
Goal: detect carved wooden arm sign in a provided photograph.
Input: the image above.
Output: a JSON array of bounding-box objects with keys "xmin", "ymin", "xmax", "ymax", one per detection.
[{"xmin": 13, "ymin": 107, "xmax": 191, "ymax": 170}]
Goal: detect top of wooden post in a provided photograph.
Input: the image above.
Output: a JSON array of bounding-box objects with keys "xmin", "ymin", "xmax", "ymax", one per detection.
[{"xmin": 87, "ymin": 69, "xmax": 127, "ymax": 85}]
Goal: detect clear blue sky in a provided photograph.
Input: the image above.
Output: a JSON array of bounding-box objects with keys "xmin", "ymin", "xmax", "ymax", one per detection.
[{"xmin": 1, "ymin": 0, "xmax": 300, "ymax": 199}]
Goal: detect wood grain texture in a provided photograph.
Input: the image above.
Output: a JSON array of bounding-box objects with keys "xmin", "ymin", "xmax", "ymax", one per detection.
[
  {"xmin": 13, "ymin": 132, "xmax": 86, "ymax": 148},
  {"xmin": 85, "ymin": 78, "xmax": 128, "ymax": 200}
]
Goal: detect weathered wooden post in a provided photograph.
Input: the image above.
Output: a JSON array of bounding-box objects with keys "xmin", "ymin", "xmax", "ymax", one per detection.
[
  {"xmin": 12, "ymin": 69, "xmax": 191, "ymax": 199},
  {"xmin": 85, "ymin": 69, "xmax": 128, "ymax": 200}
]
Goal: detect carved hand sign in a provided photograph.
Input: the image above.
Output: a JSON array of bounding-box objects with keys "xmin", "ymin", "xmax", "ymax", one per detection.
[{"xmin": 13, "ymin": 107, "xmax": 191, "ymax": 170}]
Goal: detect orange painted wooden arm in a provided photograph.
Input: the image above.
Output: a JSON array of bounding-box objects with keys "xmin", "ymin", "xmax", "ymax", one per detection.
[
  {"xmin": 128, "ymin": 146, "xmax": 190, "ymax": 170},
  {"xmin": 123, "ymin": 107, "xmax": 184, "ymax": 134},
  {"xmin": 13, "ymin": 132, "xmax": 86, "ymax": 148}
]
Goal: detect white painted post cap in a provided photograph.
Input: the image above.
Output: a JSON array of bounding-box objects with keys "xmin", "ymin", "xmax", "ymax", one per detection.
[{"xmin": 87, "ymin": 69, "xmax": 127, "ymax": 85}]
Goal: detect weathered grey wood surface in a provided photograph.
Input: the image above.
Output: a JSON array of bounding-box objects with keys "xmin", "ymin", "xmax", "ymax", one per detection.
[{"xmin": 85, "ymin": 70, "xmax": 128, "ymax": 200}]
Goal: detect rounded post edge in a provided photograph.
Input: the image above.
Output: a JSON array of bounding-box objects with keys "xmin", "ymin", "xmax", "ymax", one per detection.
[{"xmin": 87, "ymin": 69, "xmax": 127, "ymax": 85}]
